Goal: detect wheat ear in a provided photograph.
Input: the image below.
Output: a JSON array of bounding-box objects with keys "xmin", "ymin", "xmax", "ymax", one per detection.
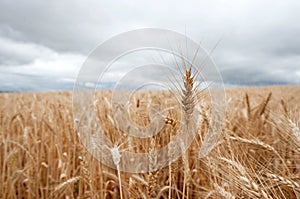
[{"xmin": 180, "ymin": 63, "xmax": 197, "ymax": 199}]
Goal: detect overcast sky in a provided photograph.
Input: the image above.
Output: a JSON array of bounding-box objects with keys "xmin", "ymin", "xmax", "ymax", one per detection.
[{"xmin": 0, "ymin": 0, "xmax": 300, "ymax": 91}]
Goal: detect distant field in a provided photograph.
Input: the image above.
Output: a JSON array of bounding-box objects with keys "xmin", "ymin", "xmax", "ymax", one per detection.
[{"xmin": 0, "ymin": 86, "xmax": 299, "ymax": 198}]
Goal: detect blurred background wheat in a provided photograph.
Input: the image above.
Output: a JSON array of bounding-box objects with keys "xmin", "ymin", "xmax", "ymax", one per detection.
[{"xmin": 0, "ymin": 86, "xmax": 299, "ymax": 198}]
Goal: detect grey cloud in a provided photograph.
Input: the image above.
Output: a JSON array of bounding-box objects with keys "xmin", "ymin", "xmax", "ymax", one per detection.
[
  {"xmin": 0, "ymin": 0, "xmax": 300, "ymax": 91},
  {"xmin": 0, "ymin": 36, "xmax": 56, "ymax": 66},
  {"xmin": 0, "ymin": 0, "xmax": 138, "ymax": 54},
  {"xmin": 221, "ymin": 64, "xmax": 300, "ymax": 86}
]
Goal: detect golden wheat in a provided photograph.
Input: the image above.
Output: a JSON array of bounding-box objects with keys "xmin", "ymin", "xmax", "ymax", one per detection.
[{"xmin": 0, "ymin": 86, "xmax": 299, "ymax": 198}]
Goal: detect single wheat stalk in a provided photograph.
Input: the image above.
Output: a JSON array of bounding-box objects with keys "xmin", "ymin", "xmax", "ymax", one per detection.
[
  {"xmin": 52, "ymin": 176, "xmax": 81, "ymax": 197},
  {"xmin": 280, "ymin": 99, "xmax": 288, "ymax": 115},
  {"xmin": 219, "ymin": 157, "xmax": 271, "ymax": 199},
  {"xmin": 288, "ymin": 119, "xmax": 300, "ymax": 143},
  {"xmin": 180, "ymin": 62, "xmax": 198, "ymax": 199},
  {"xmin": 245, "ymin": 93, "xmax": 251, "ymax": 120},
  {"xmin": 238, "ymin": 176, "xmax": 270, "ymax": 199},
  {"xmin": 111, "ymin": 146, "xmax": 123, "ymax": 199},
  {"xmin": 229, "ymin": 136, "xmax": 289, "ymax": 173},
  {"xmin": 213, "ymin": 183, "xmax": 235, "ymax": 199},
  {"xmin": 219, "ymin": 157, "xmax": 247, "ymax": 176},
  {"xmin": 180, "ymin": 64, "xmax": 196, "ymax": 120},
  {"xmin": 168, "ymin": 56, "xmax": 198, "ymax": 198},
  {"xmin": 147, "ymin": 136, "xmax": 158, "ymax": 198},
  {"xmin": 264, "ymin": 172, "xmax": 300, "ymax": 189},
  {"xmin": 257, "ymin": 92, "xmax": 272, "ymax": 116},
  {"xmin": 180, "ymin": 139, "xmax": 191, "ymax": 199},
  {"xmin": 167, "ymin": 114, "xmax": 180, "ymax": 199}
]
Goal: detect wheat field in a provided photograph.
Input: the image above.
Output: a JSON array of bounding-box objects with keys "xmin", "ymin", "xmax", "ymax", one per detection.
[{"xmin": 0, "ymin": 85, "xmax": 300, "ymax": 198}]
